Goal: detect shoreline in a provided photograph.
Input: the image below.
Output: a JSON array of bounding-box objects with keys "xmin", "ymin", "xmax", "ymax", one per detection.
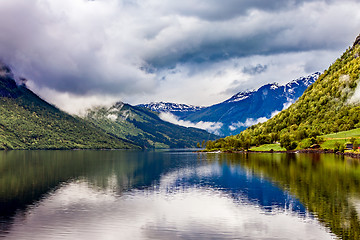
[{"xmin": 202, "ymin": 149, "xmax": 360, "ymax": 159}]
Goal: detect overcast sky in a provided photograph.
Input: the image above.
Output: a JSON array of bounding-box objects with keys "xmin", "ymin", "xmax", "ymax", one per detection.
[{"xmin": 1, "ymin": 0, "xmax": 360, "ymax": 114}]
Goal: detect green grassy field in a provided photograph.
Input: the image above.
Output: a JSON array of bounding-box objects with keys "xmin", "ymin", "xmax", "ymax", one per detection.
[
  {"xmin": 320, "ymin": 128, "xmax": 360, "ymax": 150},
  {"xmin": 321, "ymin": 128, "xmax": 360, "ymax": 139},
  {"xmin": 249, "ymin": 128, "xmax": 360, "ymax": 152},
  {"xmin": 320, "ymin": 139, "xmax": 348, "ymax": 149},
  {"xmin": 250, "ymin": 144, "xmax": 286, "ymax": 151}
]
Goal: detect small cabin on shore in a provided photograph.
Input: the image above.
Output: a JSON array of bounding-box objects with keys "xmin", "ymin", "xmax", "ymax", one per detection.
[
  {"xmin": 345, "ymin": 143, "xmax": 360, "ymax": 150},
  {"xmin": 346, "ymin": 144, "xmax": 353, "ymax": 150}
]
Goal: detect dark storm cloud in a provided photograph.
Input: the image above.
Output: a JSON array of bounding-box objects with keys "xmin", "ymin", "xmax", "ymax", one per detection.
[
  {"xmin": 146, "ymin": 30, "xmax": 326, "ymax": 69},
  {"xmin": 0, "ymin": 0, "xmax": 360, "ymax": 113},
  {"xmin": 159, "ymin": 0, "xmax": 343, "ymax": 21},
  {"xmin": 144, "ymin": 9, "xmax": 353, "ymax": 69},
  {"xmin": 243, "ymin": 64, "xmax": 268, "ymax": 75},
  {"xmin": 0, "ymin": 0, "xmax": 158, "ymax": 97}
]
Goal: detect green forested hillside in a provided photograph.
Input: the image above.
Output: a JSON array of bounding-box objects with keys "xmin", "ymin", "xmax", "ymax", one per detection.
[
  {"xmin": 206, "ymin": 34, "xmax": 360, "ymax": 151},
  {"xmin": 85, "ymin": 102, "xmax": 217, "ymax": 148},
  {"xmin": 0, "ymin": 65, "xmax": 136, "ymax": 150}
]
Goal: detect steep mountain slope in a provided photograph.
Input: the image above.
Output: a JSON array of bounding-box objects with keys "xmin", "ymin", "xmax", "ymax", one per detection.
[
  {"xmin": 206, "ymin": 34, "xmax": 360, "ymax": 150},
  {"xmin": 85, "ymin": 102, "xmax": 217, "ymax": 148},
  {"xmin": 140, "ymin": 73, "xmax": 320, "ymax": 136},
  {"xmin": 0, "ymin": 63, "xmax": 136, "ymax": 150}
]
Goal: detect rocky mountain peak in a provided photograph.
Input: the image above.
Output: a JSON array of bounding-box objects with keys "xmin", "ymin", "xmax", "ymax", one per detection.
[{"xmin": 138, "ymin": 102, "xmax": 204, "ymax": 113}]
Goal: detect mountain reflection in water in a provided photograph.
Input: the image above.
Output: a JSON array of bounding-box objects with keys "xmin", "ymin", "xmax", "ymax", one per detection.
[{"xmin": 1, "ymin": 150, "xmax": 358, "ymax": 239}]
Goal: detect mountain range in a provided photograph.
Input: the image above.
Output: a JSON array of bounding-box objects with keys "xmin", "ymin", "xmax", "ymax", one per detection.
[
  {"xmin": 0, "ymin": 63, "xmax": 214, "ymax": 150},
  {"xmin": 139, "ymin": 72, "xmax": 321, "ymax": 136},
  {"xmin": 4, "ymin": 31, "xmax": 358, "ymax": 151},
  {"xmin": 0, "ymin": 63, "xmax": 137, "ymax": 150},
  {"xmin": 84, "ymin": 102, "xmax": 216, "ymax": 149},
  {"xmin": 137, "ymin": 102, "xmax": 204, "ymax": 118}
]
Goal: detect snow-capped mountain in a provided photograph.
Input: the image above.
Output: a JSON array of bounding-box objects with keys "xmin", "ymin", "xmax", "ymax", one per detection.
[
  {"xmin": 139, "ymin": 72, "xmax": 321, "ymax": 136},
  {"xmin": 137, "ymin": 102, "xmax": 204, "ymax": 118},
  {"xmin": 224, "ymin": 72, "xmax": 320, "ymax": 104},
  {"xmin": 223, "ymin": 90, "xmax": 256, "ymax": 103},
  {"xmin": 284, "ymin": 72, "xmax": 321, "ymax": 96}
]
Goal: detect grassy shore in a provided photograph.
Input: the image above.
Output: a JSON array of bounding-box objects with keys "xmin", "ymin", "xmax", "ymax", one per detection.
[
  {"xmin": 202, "ymin": 128, "xmax": 360, "ymax": 160},
  {"xmin": 246, "ymin": 128, "xmax": 360, "ymax": 156}
]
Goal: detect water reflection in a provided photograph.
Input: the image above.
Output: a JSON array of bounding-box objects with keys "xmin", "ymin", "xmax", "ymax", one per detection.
[
  {"xmin": 222, "ymin": 153, "xmax": 360, "ymax": 240},
  {"xmin": 0, "ymin": 150, "xmax": 354, "ymax": 239},
  {"xmin": 158, "ymin": 162, "xmax": 306, "ymax": 215},
  {"xmin": 4, "ymin": 181, "xmax": 332, "ymax": 240}
]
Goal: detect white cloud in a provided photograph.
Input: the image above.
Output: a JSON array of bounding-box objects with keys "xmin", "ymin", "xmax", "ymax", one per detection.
[
  {"xmin": 159, "ymin": 112, "xmax": 222, "ymax": 135},
  {"xmin": 229, "ymin": 117, "xmax": 268, "ymax": 131},
  {"xmin": 26, "ymin": 83, "xmax": 119, "ymax": 115},
  {"xmin": 282, "ymin": 100, "xmax": 294, "ymax": 110},
  {"xmin": 7, "ymin": 176, "xmax": 333, "ymax": 240},
  {"xmin": 146, "ymin": 51, "xmax": 338, "ymax": 106},
  {"xmin": 348, "ymin": 80, "xmax": 360, "ymax": 104},
  {"xmin": 228, "ymin": 100, "xmax": 294, "ymax": 131},
  {"xmin": 1, "ymin": 0, "xmax": 360, "ymax": 113}
]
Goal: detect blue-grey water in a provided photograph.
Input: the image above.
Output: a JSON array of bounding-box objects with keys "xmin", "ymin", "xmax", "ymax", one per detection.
[{"xmin": 1, "ymin": 150, "xmax": 359, "ymax": 239}]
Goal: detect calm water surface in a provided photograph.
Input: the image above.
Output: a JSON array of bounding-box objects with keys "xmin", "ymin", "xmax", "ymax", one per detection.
[{"xmin": 1, "ymin": 150, "xmax": 360, "ymax": 239}]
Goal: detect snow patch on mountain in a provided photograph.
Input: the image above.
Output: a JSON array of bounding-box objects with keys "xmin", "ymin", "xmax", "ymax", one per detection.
[
  {"xmin": 285, "ymin": 72, "xmax": 321, "ymax": 89},
  {"xmin": 159, "ymin": 112, "xmax": 222, "ymax": 135},
  {"xmin": 224, "ymin": 90, "xmax": 256, "ymax": 103},
  {"xmin": 138, "ymin": 102, "xmax": 204, "ymax": 113},
  {"xmin": 270, "ymin": 83, "xmax": 279, "ymax": 90},
  {"xmin": 231, "ymin": 95, "xmax": 249, "ymax": 102}
]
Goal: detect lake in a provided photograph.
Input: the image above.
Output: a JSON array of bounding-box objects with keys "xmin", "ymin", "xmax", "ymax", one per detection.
[{"xmin": 0, "ymin": 150, "xmax": 359, "ymax": 239}]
